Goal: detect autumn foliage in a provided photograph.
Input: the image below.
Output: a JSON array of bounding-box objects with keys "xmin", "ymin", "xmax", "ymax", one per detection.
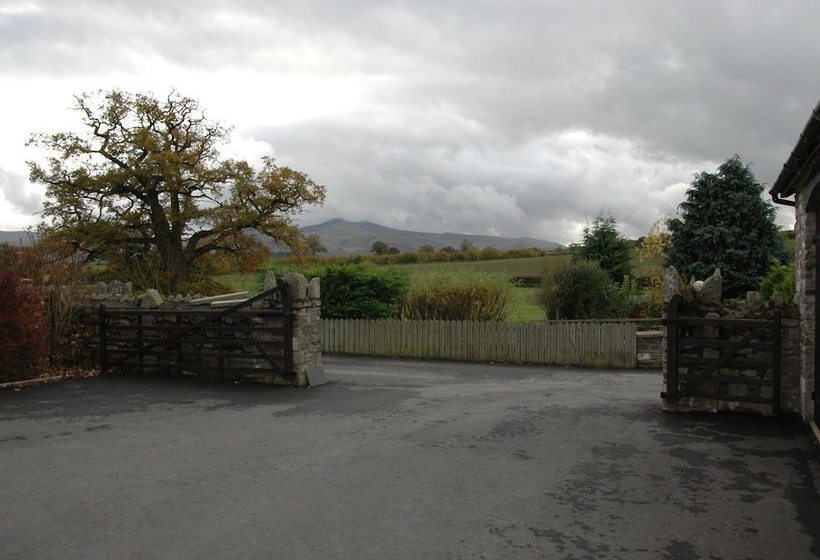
[
  {"xmin": 29, "ymin": 90, "xmax": 326, "ymax": 293},
  {"xmin": 0, "ymin": 255, "xmax": 47, "ymax": 382},
  {"xmin": 0, "ymin": 243, "xmax": 88, "ymax": 382}
]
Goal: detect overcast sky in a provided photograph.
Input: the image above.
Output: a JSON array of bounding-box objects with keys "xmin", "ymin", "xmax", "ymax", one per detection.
[{"xmin": 1, "ymin": 0, "xmax": 818, "ymax": 244}]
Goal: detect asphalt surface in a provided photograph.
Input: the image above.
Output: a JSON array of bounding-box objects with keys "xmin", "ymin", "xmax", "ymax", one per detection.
[{"xmin": 1, "ymin": 357, "xmax": 818, "ymax": 560}]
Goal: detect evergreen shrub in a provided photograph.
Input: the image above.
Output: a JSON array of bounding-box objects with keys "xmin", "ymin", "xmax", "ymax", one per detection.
[{"xmin": 320, "ymin": 265, "xmax": 408, "ymax": 319}]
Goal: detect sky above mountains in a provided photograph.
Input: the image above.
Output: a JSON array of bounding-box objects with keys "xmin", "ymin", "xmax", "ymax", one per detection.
[{"xmin": 1, "ymin": 0, "xmax": 818, "ymax": 244}]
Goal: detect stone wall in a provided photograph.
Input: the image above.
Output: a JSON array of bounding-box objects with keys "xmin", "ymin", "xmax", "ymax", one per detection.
[
  {"xmin": 66, "ymin": 273, "xmax": 323, "ymax": 387},
  {"xmin": 636, "ymin": 331, "xmax": 663, "ymax": 369},
  {"xmin": 662, "ymin": 268, "xmax": 801, "ymax": 416},
  {"xmin": 282, "ymin": 273, "xmax": 323, "ymax": 387},
  {"xmin": 795, "ymin": 182, "xmax": 817, "ymax": 421}
]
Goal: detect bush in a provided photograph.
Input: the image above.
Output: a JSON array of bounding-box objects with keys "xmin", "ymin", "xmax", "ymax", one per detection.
[
  {"xmin": 401, "ymin": 271, "xmax": 511, "ymax": 321},
  {"xmin": 0, "ymin": 243, "xmax": 89, "ymax": 375},
  {"xmin": 609, "ymin": 275, "xmax": 642, "ymax": 318},
  {"xmin": 759, "ymin": 262, "xmax": 796, "ymax": 304},
  {"xmin": 540, "ymin": 260, "xmax": 616, "ymax": 319},
  {"xmin": 0, "ymin": 271, "xmax": 48, "ymax": 382},
  {"xmin": 320, "ymin": 265, "xmax": 408, "ymax": 319}
]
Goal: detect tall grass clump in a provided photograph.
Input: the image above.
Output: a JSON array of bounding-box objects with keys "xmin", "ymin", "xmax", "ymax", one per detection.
[
  {"xmin": 401, "ymin": 271, "xmax": 511, "ymax": 321},
  {"xmin": 759, "ymin": 262, "xmax": 796, "ymax": 304}
]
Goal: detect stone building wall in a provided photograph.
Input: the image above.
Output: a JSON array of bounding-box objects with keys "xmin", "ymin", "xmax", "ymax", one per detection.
[{"xmin": 795, "ymin": 183, "xmax": 817, "ymax": 421}]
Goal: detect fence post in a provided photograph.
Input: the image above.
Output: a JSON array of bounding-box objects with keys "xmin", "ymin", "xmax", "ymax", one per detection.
[
  {"xmin": 137, "ymin": 312, "xmax": 144, "ymax": 376},
  {"xmin": 175, "ymin": 314, "xmax": 182, "ymax": 375},
  {"xmin": 772, "ymin": 309, "xmax": 782, "ymax": 416},
  {"xmin": 663, "ymin": 294, "xmax": 682, "ymax": 402},
  {"xmin": 281, "ymin": 280, "xmax": 294, "ymax": 375},
  {"xmin": 99, "ymin": 304, "xmax": 107, "ymax": 375}
]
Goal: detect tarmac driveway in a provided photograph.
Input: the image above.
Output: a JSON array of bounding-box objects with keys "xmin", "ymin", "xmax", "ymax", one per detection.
[{"xmin": 1, "ymin": 357, "xmax": 818, "ymax": 560}]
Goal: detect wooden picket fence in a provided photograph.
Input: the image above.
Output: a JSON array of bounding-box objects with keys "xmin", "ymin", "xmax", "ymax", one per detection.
[{"xmin": 322, "ymin": 319, "xmax": 640, "ymax": 368}]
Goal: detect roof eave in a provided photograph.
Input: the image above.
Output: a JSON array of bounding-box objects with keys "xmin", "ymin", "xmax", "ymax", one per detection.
[{"xmin": 770, "ymin": 99, "xmax": 820, "ymax": 198}]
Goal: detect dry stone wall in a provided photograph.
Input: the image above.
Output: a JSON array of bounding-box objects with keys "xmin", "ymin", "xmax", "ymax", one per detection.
[
  {"xmin": 663, "ymin": 267, "xmax": 800, "ymax": 415},
  {"xmin": 636, "ymin": 331, "xmax": 663, "ymax": 369},
  {"xmin": 66, "ymin": 273, "xmax": 323, "ymax": 387}
]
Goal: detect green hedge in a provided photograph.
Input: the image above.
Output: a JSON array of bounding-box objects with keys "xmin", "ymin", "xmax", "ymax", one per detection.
[{"xmin": 320, "ymin": 265, "xmax": 408, "ymax": 319}]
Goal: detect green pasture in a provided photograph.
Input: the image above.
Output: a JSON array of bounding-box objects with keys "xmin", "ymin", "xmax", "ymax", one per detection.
[
  {"xmin": 507, "ymin": 287, "xmax": 547, "ymax": 321},
  {"xmin": 215, "ymin": 261, "xmax": 550, "ymax": 323},
  {"xmin": 379, "ymin": 254, "xmax": 571, "ymax": 277},
  {"xmin": 380, "ymin": 257, "xmax": 553, "ymax": 322},
  {"xmin": 212, "ymin": 272, "xmax": 265, "ymax": 294}
]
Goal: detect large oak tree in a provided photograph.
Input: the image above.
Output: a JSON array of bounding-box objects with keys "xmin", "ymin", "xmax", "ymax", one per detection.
[{"xmin": 29, "ymin": 90, "xmax": 325, "ymax": 292}]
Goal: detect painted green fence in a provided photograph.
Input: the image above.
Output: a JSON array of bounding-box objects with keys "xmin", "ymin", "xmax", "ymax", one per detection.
[{"xmin": 321, "ymin": 319, "xmax": 639, "ymax": 368}]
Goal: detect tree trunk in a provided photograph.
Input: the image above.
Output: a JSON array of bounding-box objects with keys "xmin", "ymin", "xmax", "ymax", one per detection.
[
  {"xmin": 162, "ymin": 246, "xmax": 187, "ymax": 294},
  {"xmin": 154, "ymin": 234, "xmax": 187, "ymax": 294}
]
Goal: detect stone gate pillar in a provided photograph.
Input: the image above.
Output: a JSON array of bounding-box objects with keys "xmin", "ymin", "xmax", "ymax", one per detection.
[{"xmin": 283, "ymin": 273, "xmax": 324, "ymax": 387}]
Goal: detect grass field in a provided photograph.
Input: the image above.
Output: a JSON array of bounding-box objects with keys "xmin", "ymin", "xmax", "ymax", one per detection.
[
  {"xmin": 213, "ymin": 271, "xmax": 264, "ymax": 294},
  {"xmin": 215, "ymin": 233, "xmax": 799, "ymax": 324},
  {"xmin": 507, "ymin": 287, "xmax": 547, "ymax": 321},
  {"xmin": 214, "ymin": 268, "xmax": 548, "ymax": 322},
  {"xmin": 380, "ymin": 254, "xmax": 571, "ymax": 277},
  {"xmin": 381, "ymin": 257, "xmax": 554, "ymax": 321}
]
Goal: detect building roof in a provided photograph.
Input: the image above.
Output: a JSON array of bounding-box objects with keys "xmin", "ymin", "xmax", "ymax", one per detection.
[{"xmin": 770, "ymin": 99, "xmax": 820, "ymax": 198}]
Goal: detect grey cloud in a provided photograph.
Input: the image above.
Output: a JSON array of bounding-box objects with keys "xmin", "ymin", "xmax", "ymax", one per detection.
[
  {"xmin": 0, "ymin": 166, "xmax": 41, "ymax": 215},
  {"xmin": 2, "ymin": 0, "xmax": 814, "ymax": 239},
  {"xmin": 254, "ymin": 117, "xmax": 714, "ymax": 243}
]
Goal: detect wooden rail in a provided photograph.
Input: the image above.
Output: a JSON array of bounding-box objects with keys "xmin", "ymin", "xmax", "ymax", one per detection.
[{"xmin": 321, "ymin": 319, "xmax": 638, "ymax": 368}]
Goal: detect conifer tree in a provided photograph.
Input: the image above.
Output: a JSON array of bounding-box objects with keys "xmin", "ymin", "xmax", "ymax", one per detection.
[{"xmin": 667, "ymin": 156, "xmax": 785, "ymax": 297}]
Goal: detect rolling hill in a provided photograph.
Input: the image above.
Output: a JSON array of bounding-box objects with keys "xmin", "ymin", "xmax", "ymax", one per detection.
[
  {"xmin": 0, "ymin": 220, "xmax": 565, "ymax": 255},
  {"xmin": 300, "ymin": 219, "xmax": 563, "ymax": 254},
  {"xmin": 0, "ymin": 231, "xmax": 35, "ymax": 246}
]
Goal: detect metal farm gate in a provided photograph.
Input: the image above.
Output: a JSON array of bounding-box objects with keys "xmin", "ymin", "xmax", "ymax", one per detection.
[
  {"xmin": 662, "ymin": 295, "xmax": 782, "ymax": 415},
  {"xmin": 99, "ymin": 282, "xmax": 293, "ymax": 380}
]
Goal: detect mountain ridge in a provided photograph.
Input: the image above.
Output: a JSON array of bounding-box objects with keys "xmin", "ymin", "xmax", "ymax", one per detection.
[
  {"xmin": 0, "ymin": 231, "xmax": 35, "ymax": 246},
  {"xmin": 0, "ymin": 220, "xmax": 564, "ymax": 255},
  {"xmin": 300, "ymin": 219, "xmax": 563, "ymax": 254}
]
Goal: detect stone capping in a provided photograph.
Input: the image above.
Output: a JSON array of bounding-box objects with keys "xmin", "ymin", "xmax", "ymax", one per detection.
[
  {"xmin": 636, "ymin": 330, "xmax": 663, "ymax": 337},
  {"xmin": 190, "ymin": 292, "xmax": 249, "ymax": 305}
]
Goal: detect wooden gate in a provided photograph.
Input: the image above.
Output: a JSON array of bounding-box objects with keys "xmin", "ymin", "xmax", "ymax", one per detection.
[
  {"xmin": 662, "ymin": 295, "xmax": 781, "ymax": 415},
  {"xmin": 99, "ymin": 282, "xmax": 293, "ymax": 380}
]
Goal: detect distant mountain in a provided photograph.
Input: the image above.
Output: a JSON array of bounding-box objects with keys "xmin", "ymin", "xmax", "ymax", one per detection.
[
  {"xmin": 1, "ymin": 222, "xmax": 563, "ymax": 255},
  {"xmin": 0, "ymin": 231, "xmax": 35, "ymax": 246},
  {"xmin": 300, "ymin": 219, "xmax": 564, "ymax": 254}
]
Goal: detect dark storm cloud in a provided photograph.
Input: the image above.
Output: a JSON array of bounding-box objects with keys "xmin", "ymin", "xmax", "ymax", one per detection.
[{"xmin": 2, "ymin": 0, "xmax": 818, "ymax": 240}]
